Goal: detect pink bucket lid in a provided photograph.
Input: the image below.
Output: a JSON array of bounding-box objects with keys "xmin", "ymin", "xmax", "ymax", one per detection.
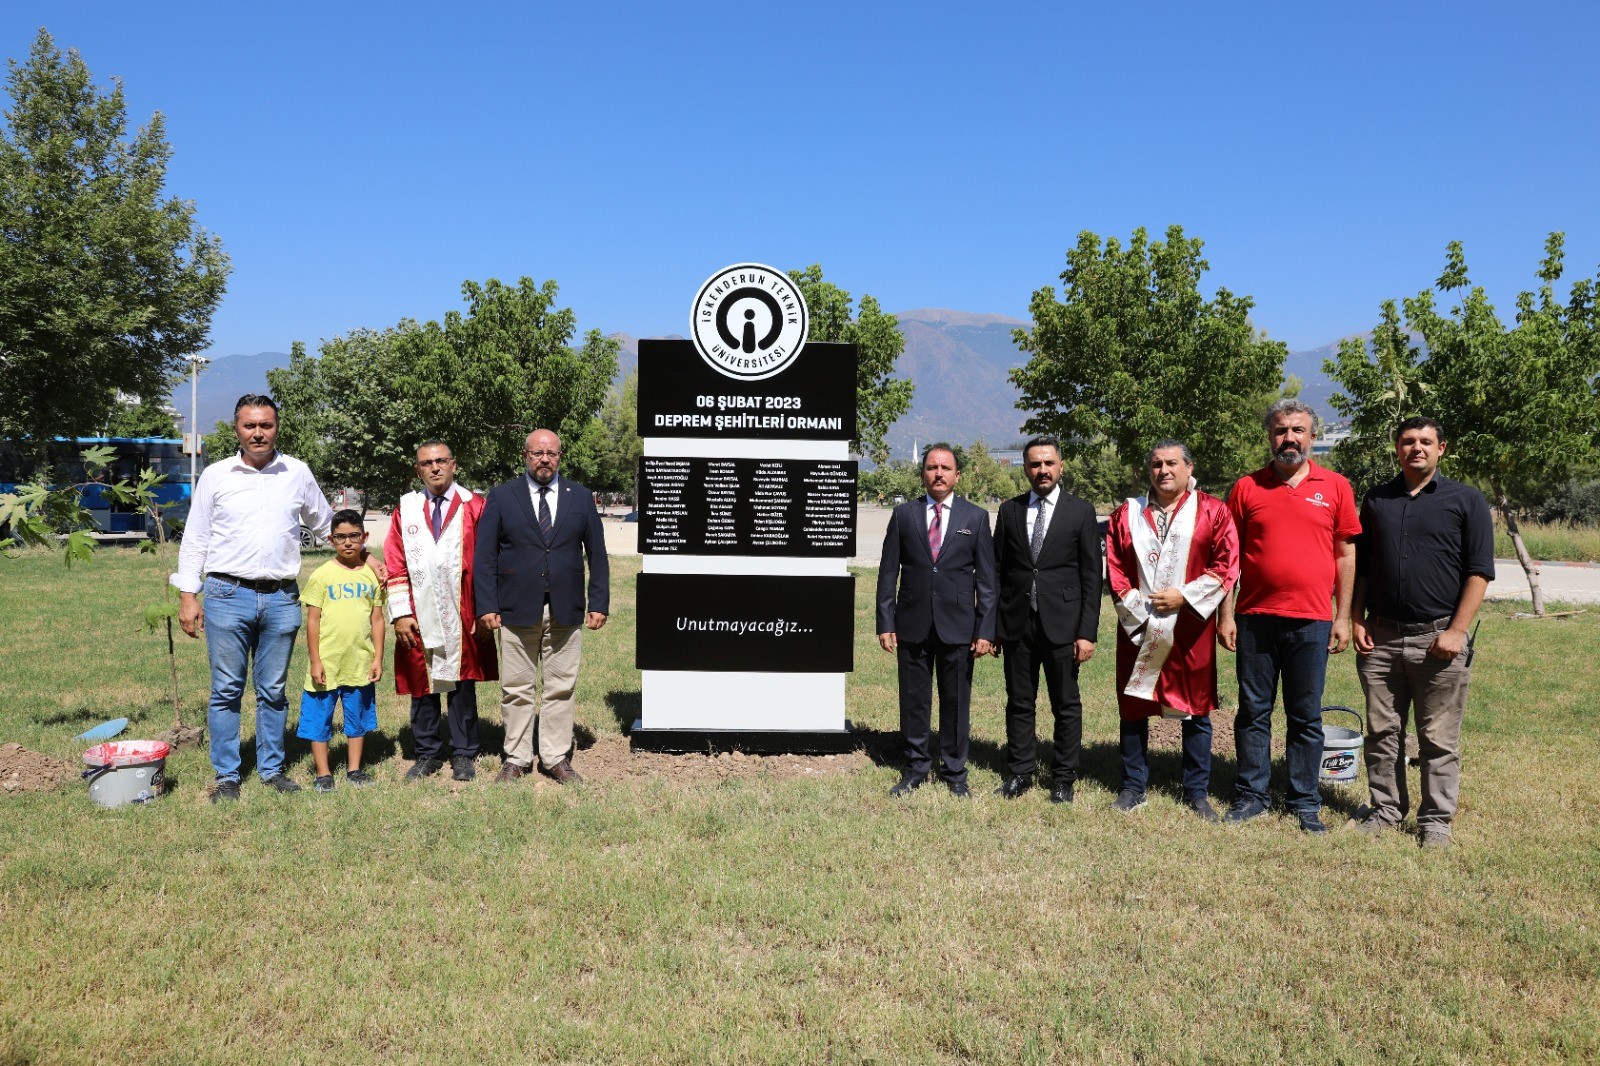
[{"xmin": 83, "ymin": 740, "xmax": 171, "ymax": 767}]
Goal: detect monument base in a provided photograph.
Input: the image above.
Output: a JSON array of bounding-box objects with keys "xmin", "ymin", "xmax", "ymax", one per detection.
[{"xmin": 629, "ymin": 720, "xmax": 857, "ymax": 755}]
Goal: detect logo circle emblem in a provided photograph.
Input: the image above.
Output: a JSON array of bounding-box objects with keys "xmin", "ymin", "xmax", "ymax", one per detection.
[
  {"xmin": 1313, "ymin": 492, "xmax": 1324, "ymax": 502},
  {"xmin": 690, "ymin": 263, "xmax": 809, "ymax": 381}
]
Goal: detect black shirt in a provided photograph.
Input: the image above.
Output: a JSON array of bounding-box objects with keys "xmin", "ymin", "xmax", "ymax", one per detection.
[{"xmin": 1356, "ymin": 473, "xmax": 1495, "ymax": 623}]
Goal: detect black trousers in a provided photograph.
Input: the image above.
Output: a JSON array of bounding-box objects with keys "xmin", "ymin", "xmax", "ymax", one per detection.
[
  {"xmin": 897, "ymin": 637, "xmax": 972, "ymax": 784},
  {"xmin": 410, "ymin": 680, "xmax": 481, "ymax": 761},
  {"xmin": 1002, "ymin": 611, "xmax": 1082, "ymax": 786}
]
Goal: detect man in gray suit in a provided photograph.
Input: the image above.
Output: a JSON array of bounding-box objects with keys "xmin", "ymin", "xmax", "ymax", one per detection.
[{"xmin": 876, "ymin": 444, "xmax": 997, "ymax": 797}]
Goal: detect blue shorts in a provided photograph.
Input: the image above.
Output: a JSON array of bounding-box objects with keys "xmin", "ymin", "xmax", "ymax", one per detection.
[{"xmin": 296, "ymin": 684, "xmax": 377, "ymax": 742}]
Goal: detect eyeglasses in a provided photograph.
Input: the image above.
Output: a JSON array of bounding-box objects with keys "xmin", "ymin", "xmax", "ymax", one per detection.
[
  {"xmin": 329, "ymin": 533, "xmax": 364, "ymax": 543},
  {"xmin": 524, "ymin": 449, "xmax": 561, "ymax": 459},
  {"xmin": 416, "ymin": 457, "xmax": 454, "ymax": 467}
]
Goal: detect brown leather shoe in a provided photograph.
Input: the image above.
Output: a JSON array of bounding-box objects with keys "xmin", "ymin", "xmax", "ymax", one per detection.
[
  {"xmin": 494, "ymin": 762, "xmax": 527, "ymax": 783},
  {"xmin": 543, "ymin": 759, "xmax": 583, "ymax": 785}
]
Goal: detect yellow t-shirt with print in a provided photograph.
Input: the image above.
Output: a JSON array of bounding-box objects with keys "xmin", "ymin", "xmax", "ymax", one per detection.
[{"xmin": 302, "ymin": 559, "xmax": 385, "ymax": 690}]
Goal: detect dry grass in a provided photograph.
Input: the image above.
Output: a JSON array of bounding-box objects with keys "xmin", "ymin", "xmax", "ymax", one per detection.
[{"xmin": 0, "ymin": 547, "xmax": 1597, "ymax": 1063}]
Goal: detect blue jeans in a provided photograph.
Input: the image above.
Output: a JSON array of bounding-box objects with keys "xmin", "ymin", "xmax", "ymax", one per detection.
[
  {"xmin": 203, "ymin": 576, "xmax": 302, "ymax": 783},
  {"xmin": 1233, "ymin": 614, "xmax": 1330, "ymax": 814},
  {"xmin": 1120, "ymin": 715, "xmax": 1213, "ymax": 799}
]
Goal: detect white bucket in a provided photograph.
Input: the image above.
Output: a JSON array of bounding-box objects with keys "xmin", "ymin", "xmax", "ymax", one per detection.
[
  {"xmin": 1320, "ymin": 706, "xmax": 1363, "ymax": 784},
  {"xmin": 82, "ymin": 740, "xmax": 170, "ymax": 807}
]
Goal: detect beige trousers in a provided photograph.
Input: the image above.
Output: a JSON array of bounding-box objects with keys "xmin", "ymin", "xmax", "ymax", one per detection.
[{"xmin": 500, "ymin": 606, "xmax": 583, "ymax": 769}]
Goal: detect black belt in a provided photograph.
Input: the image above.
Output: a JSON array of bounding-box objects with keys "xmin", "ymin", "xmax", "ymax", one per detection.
[
  {"xmin": 1371, "ymin": 614, "xmax": 1451, "ymax": 635},
  {"xmin": 210, "ymin": 573, "xmax": 297, "ymax": 594}
]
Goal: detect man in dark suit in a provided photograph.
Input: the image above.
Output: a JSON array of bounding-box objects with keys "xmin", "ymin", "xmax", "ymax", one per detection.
[
  {"xmin": 876, "ymin": 443, "xmax": 997, "ymax": 797},
  {"xmin": 475, "ymin": 428, "xmax": 609, "ymax": 784},
  {"xmin": 994, "ymin": 435, "xmax": 1102, "ymax": 803}
]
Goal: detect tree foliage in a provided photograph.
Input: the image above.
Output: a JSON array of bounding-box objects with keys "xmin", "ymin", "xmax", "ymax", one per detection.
[
  {"xmin": 258, "ymin": 278, "xmax": 617, "ymax": 507},
  {"xmin": 568, "ymin": 369, "xmax": 641, "ymax": 495},
  {"xmin": 950, "ymin": 440, "xmax": 1028, "ymax": 503},
  {"xmin": 0, "ymin": 30, "xmax": 229, "ymax": 453},
  {"xmin": 1009, "ymin": 226, "xmax": 1286, "ymax": 488},
  {"xmin": 787, "ymin": 265, "xmax": 914, "ymax": 465},
  {"xmin": 104, "ymin": 397, "xmax": 179, "ymax": 438},
  {"xmin": 1325, "ymin": 233, "xmax": 1600, "ymax": 613}
]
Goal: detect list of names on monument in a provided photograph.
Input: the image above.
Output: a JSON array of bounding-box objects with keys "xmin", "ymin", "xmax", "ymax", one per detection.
[{"xmin": 641, "ymin": 456, "xmax": 857, "ymax": 557}]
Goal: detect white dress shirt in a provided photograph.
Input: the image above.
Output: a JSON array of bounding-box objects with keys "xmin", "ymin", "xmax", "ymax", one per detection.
[
  {"xmin": 170, "ymin": 451, "xmax": 334, "ymax": 593},
  {"xmin": 527, "ymin": 473, "xmax": 561, "ymax": 527},
  {"xmin": 1026, "ymin": 484, "xmax": 1061, "ymax": 541},
  {"xmin": 924, "ymin": 493, "xmax": 956, "ymax": 531}
]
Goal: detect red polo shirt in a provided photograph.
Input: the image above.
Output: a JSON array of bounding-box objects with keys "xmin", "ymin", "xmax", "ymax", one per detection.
[{"xmin": 1227, "ymin": 460, "xmax": 1360, "ymax": 620}]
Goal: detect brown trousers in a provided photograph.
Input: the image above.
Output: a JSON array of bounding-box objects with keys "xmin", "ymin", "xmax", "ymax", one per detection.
[{"xmin": 1357, "ymin": 616, "xmax": 1472, "ymax": 832}]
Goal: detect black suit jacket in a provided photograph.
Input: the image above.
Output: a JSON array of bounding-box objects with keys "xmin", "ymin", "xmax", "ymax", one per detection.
[
  {"xmin": 474, "ymin": 475, "xmax": 609, "ymax": 628},
  {"xmin": 875, "ymin": 495, "xmax": 996, "ymax": 645},
  {"xmin": 994, "ymin": 488, "xmax": 1101, "ymax": 645}
]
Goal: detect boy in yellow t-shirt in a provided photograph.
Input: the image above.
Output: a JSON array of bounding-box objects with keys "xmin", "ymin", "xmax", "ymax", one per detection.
[{"xmin": 297, "ymin": 510, "xmax": 386, "ymax": 791}]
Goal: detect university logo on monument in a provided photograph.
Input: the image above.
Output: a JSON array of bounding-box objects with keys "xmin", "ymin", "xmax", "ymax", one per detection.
[{"xmin": 691, "ymin": 263, "xmax": 810, "ymax": 381}]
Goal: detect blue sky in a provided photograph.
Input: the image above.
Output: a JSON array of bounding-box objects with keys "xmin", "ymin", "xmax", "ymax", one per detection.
[{"xmin": 5, "ymin": 2, "xmax": 1598, "ymax": 358}]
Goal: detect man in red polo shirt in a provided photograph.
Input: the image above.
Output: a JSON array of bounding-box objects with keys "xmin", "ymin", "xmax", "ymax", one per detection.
[{"xmin": 1218, "ymin": 399, "xmax": 1360, "ymax": 833}]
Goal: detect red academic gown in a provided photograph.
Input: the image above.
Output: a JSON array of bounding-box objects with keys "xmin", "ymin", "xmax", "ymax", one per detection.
[
  {"xmin": 385, "ymin": 485, "xmax": 498, "ymax": 696},
  {"xmin": 1105, "ymin": 491, "xmax": 1239, "ymax": 720}
]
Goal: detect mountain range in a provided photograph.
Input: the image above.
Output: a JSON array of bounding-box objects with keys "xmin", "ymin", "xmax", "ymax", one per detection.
[{"xmin": 173, "ymin": 314, "xmax": 1353, "ymax": 450}]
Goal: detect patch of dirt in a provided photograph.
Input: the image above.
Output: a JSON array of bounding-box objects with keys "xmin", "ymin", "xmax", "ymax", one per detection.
[
  {"xmin": 1149, "ymin": 715, "xmax": 1239, "ymax": 752},
  {"xmin": 395, "ymin": 731, "xmax": 871, "ymax": 791},
  {"xmin": 0, "ymin": 743, "xmax": 77, "ymax": 795},
  {"xmin": 152, "ymin": 725, "xmax": 205, "ymax": 750}
]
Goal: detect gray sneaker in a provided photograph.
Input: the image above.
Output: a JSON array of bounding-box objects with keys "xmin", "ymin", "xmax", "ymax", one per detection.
[
  {"xmin": 345, "ymin": 769, "xmax": 374, "ymax": 787},
  {"xmin": 1185, "ymin": 795, "xmax": 1220, "ymax": 823},
  {"xmin": 1111, "ymin": 789, "xmax": 1148, "ymax": 813},
  {"xmin": 1420, "ymin": 828, "xmax": 1453, "ymax": 851},
  {"xmin": 313, "ymin": 775, "xmax": 335, "ymax": 793},
  {"xmin": 1353, "ymin": 815, "xmax": 1387, "ymax": 838}
]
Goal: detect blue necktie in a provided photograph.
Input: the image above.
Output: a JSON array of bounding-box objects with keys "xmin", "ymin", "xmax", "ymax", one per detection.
[{"xmin": 430, "ymin": 495, "xmax": 446, "ymax": 540}]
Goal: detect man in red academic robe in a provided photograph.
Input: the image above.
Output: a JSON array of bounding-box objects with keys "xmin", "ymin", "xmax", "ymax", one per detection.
[
  {"xmin": 385, "ymin": 441, "xmax": 498, "ymax": 781},
  {"xmin": 1105, "ymin": 439, "xmax": 1239, "ymax": 821}
]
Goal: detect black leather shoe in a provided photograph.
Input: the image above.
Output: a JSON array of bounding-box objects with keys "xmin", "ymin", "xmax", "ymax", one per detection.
[
  {"xmin": 945, "ymin": 780, "xmax": 971, "ymax": 798},
  {"xmin": 451, "ymin": 756, "xmax": 477, "ymax": 782},
  {"xmin": 995, "ymin": 774, "xmax": 1033, "ymax": 799},
  {"xmin": 262, "ymin": 774, "xmax": 301, "ymax": 794},
  {"xmin": 889, "ymin": 772, "xmax": 928, "ymax": 798},
  {"xmin": 1049, "ymin": 783, "xmax": 1075, "ymax": 804},
  {"xmin": 405, "ymin": 757, "xmax": 445, "ymax": 780}
]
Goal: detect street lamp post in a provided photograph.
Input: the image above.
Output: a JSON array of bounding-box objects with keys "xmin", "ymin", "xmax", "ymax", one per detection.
[{"xmin": 187, "ymin": 354, "xmax": 210, "ymax": 486}]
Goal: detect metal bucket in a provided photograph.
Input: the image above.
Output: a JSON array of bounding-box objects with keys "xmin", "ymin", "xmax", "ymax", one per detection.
[
  {"xmin": 82, "ymin": 740, "xmax": 170, "ymax": 807},
  {"xmin": 1319, "ymin": 706, "xmax": 1363, "ymax": 784}
]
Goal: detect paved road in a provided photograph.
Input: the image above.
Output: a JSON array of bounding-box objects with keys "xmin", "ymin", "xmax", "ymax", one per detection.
[{"xmin": 601, "ymin": 505, "xmax": 1600, "ymax": 605}]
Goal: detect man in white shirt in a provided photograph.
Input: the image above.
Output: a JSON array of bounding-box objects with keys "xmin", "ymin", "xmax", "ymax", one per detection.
[{"xmin": 173, "ymin": 395, "xmax": 336, "ymax": 802}]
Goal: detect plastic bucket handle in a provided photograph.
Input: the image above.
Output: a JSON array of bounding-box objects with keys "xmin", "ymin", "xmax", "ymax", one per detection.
[{"xmin": 1322, "ymin": 705, "xmax": 1363, "ymax": 734}]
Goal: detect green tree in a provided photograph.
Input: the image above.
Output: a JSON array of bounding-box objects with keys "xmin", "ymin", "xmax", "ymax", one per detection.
[
  {"xmin": 573, "ymin": 369, "xmax": 642, "ymax": 495},
  {"xmin": 422, "ymin": 277, "xmax": 619, "ymax": 486},
  {"xmin": 950, "ymin": 440, "xmax": 1026, "ymax": 503},
  {"xmin": 1009, "ymin": 226, "xmax": 1286, "ymax": 488},
  {"xmin": 104, "ymin": 397, "xmax": 179, "ymax": 438},
  {"xmin": 267, "ymin": 332, "xmax": 418, "ymax": 512},
  {"xmin": 787, "ymin": 265, "xmax": 914, "ymax": 465},
  {"xmin": 256, "ymin": 278, "xmax": 618, "ymax": 502},
  {"xmin": 858, "ymin": 460, "xmax": 921, "ymax": 504},
  {"xmin": 1326, "ymin": 233, "xmax": 1600, "ymax": 614},
  {"xmin": 0, "ymin": 30, "xmax": 229, "ymax": 454}
]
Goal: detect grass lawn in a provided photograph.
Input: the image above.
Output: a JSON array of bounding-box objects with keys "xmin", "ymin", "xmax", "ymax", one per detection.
[{"xmin": 2, "ymin": 547, "xmax": 1597, "ymax": 1063}]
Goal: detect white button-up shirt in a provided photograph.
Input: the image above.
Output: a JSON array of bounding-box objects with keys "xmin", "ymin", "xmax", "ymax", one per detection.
[
  {"xmin": 170, "ymin": 451, "xmax": 334, "ymax": 593},
  {"xmin": 527, "ymin": 473, "xmax": 561, "ymax": 527},
  {"xmin": 1026, "ymin": 484, "xmax": 1061, "ymax": 542}
]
